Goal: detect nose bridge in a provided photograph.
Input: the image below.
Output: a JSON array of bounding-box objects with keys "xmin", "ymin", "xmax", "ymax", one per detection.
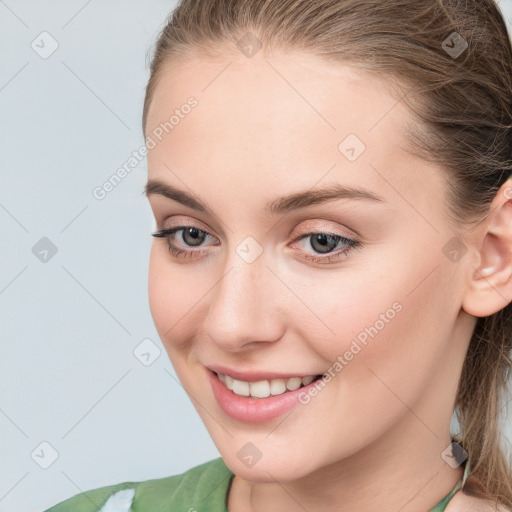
[{"xmin": 203, "ymin": 244, "xmax": 280, "ymax": 349}]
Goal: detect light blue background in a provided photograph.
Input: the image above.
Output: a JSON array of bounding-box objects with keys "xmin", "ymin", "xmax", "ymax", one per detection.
[{"xmin": 1, "ymin": 1, "xmax": 512, "ymax": 511}]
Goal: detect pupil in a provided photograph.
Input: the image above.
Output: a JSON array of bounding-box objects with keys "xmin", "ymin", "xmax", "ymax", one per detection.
[
  {"xmin": 184, "ymin": 228, "xmax": 204, "ymax": 246},
  {"xmin": 312, "ymin": 234, "xmax": 337, "ymax": 253}
]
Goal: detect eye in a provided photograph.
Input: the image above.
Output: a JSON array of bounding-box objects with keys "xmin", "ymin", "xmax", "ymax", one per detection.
[
  {"xmin": 151, "ymin": 226, "xmax": 217, "ymax": 258},
  {"xmin": 151, "ymin": 225, "xmax": 362, "ymax": 264},
  {"xmin": 290, "ymin": 231, "xmax": 362, "ymax": 264}
]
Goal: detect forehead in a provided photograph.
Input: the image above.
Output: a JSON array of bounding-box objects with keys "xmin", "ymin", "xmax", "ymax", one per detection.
[
  {"xmin": 146, "ymin": 51, "xmax": 408, "ymax": 139},
  {"xmin": 145, "ymin": 51, "xmax": 446, "ymax": 213}
]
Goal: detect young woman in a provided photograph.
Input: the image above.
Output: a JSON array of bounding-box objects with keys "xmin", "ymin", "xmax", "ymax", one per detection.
[{"xmin": 43, "ymin": 0, "xmax": 512, "ymax": 510}]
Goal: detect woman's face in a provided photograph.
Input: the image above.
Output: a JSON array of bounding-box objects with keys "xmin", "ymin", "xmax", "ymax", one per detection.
[{"xmin": 144, "ymin": 50, "xmax": 476, "ymax": 482}]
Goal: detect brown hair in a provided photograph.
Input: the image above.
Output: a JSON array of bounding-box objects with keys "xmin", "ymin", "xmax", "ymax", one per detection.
[{"xmin": 142, "ymin": 0, "xmax": 512, "ymax": 506}]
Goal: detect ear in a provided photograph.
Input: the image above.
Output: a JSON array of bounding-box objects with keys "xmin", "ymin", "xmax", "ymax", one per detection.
[{"xmin": 461, "ymin": 178, "xmax": 512, "ymax": 318}]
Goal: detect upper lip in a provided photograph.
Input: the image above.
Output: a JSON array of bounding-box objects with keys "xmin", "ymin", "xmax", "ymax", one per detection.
[{"xmin": 207, "ymin": 364, "xmax": 321, "ymax": 382}]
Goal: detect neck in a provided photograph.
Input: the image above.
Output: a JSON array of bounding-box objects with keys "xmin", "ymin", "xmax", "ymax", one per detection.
[{"xmin": 230, "ymin": 425, "xmax": 463, "ymax": 512}]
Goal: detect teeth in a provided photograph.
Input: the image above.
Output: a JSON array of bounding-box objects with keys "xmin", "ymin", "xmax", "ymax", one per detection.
[
  {"xmin": 269, "ymin": 378, "xmax": 286, "ymax": 395},
  {"xmin": 286, "ymin": 377, "xmax": 302, "ymax": 391},
  {"xmin": 217, "ymin": 373, "xmax": 318, "ymax": 398},
  {"xmin": 250, "ymin": 380, "xmax": 270, "ymax": 398},
  {"xmin": 301, "ymin": 375, "xmax": 315, "ymax": 386},
  {"xmin": 224, "ymin": 374, "xmax": 234, "ymax": 391},
  {"xmin": 232, "ymin": 379, "xmax": 250, "ymax": 397}
]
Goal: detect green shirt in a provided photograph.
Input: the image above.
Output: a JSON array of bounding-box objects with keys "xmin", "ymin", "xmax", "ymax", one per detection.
[
  {"xmin": 44, "ymin": 457, "xmax": 468, "ymax": 512},
  {"xmin": 42, "ymin": 457, "xmax": 470, "ymax": 512}
]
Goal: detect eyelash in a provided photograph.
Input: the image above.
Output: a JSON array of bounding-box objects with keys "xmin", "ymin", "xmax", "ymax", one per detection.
[{"xmin": 151, "ymin": 225, "xmax": 362, "ymax": 264}]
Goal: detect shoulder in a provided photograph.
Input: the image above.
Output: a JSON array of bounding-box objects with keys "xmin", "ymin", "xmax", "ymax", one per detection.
[
  {"xmin": 445, "ymin": 490, "xmax": 510, "ymax": 512},
  {"xmin": 41, "ymin": 457, "xmax": 233, "ymax": 512}
]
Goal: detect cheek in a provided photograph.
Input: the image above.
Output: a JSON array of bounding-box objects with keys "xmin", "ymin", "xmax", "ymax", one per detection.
[
  {"xmin": 148, "ymin": 244, "xmax": 196, "ymax": 355},
  {"xmin": 148, "ymin": 244, "xmax": 170, "ymax": 335},
  {"xmin": 283, "ymin": 263, "xmax": 457, "ymax": 468},
  {"xmin": 307, "ymin": 249, "xmax": 457, "ymax": 408}
]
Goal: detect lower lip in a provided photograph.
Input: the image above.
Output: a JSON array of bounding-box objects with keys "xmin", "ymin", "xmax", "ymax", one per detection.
[{"xmin": 208, "ymin": 370, "xmax": 321, "ymax": 424}]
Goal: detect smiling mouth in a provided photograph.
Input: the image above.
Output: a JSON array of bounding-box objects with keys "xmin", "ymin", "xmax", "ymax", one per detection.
[{"xmin": 214, "ymin": 371, "xmax": 324, "ymax": 399}]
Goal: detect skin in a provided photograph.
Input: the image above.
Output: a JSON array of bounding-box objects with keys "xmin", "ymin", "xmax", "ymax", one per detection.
[{"xmin": 144, "ymin": 49, "xmax": 512, "ymax": 512}]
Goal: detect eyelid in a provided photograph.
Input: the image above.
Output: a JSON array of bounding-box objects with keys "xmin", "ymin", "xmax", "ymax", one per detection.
[
  {"xmin": 160, "ymin": 218, "xmax": 356, "ymax": 245},
  {"xmin": 161, "ymin": 216, "xmax": 217, "ymax": 237},
  {"xmin": 290, "ymin": 220, "xmax": 358, "ymax": 241}
]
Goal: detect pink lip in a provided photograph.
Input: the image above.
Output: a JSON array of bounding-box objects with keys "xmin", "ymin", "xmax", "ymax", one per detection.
[
  {"xmin": 208, "ymin": 369, "xmax": 322, "ymax": 424},
  {"xmin": 207, "ymin": 364, "xmax": 318, "ymax": 382}
]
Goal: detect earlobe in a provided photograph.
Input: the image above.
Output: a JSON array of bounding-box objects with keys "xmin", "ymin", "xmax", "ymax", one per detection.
[{"xmin": 461, "ymin": 180, "xmax": 512, "ymax": 318}]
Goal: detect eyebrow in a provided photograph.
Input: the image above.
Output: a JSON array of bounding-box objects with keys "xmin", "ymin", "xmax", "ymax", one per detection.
[{"xmin": 143, "ymin": 178, "xmax": 385, "ymax": 215}]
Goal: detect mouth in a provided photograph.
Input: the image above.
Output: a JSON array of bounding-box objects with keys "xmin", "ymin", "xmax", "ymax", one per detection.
[{"xmin": 214, "ymin": 371, "xmax": 324, "ymax": 399}]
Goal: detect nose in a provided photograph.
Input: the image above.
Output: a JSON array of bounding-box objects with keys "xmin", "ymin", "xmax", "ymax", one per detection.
[{"xmin": 201, "ymin": 249, "xmax": 284, "ymax": 352}]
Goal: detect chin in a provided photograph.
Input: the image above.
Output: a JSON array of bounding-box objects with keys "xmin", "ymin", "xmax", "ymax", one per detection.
[{"xmin": 221, "ymin": 449, "xmax": 318, "ymax": 484}]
